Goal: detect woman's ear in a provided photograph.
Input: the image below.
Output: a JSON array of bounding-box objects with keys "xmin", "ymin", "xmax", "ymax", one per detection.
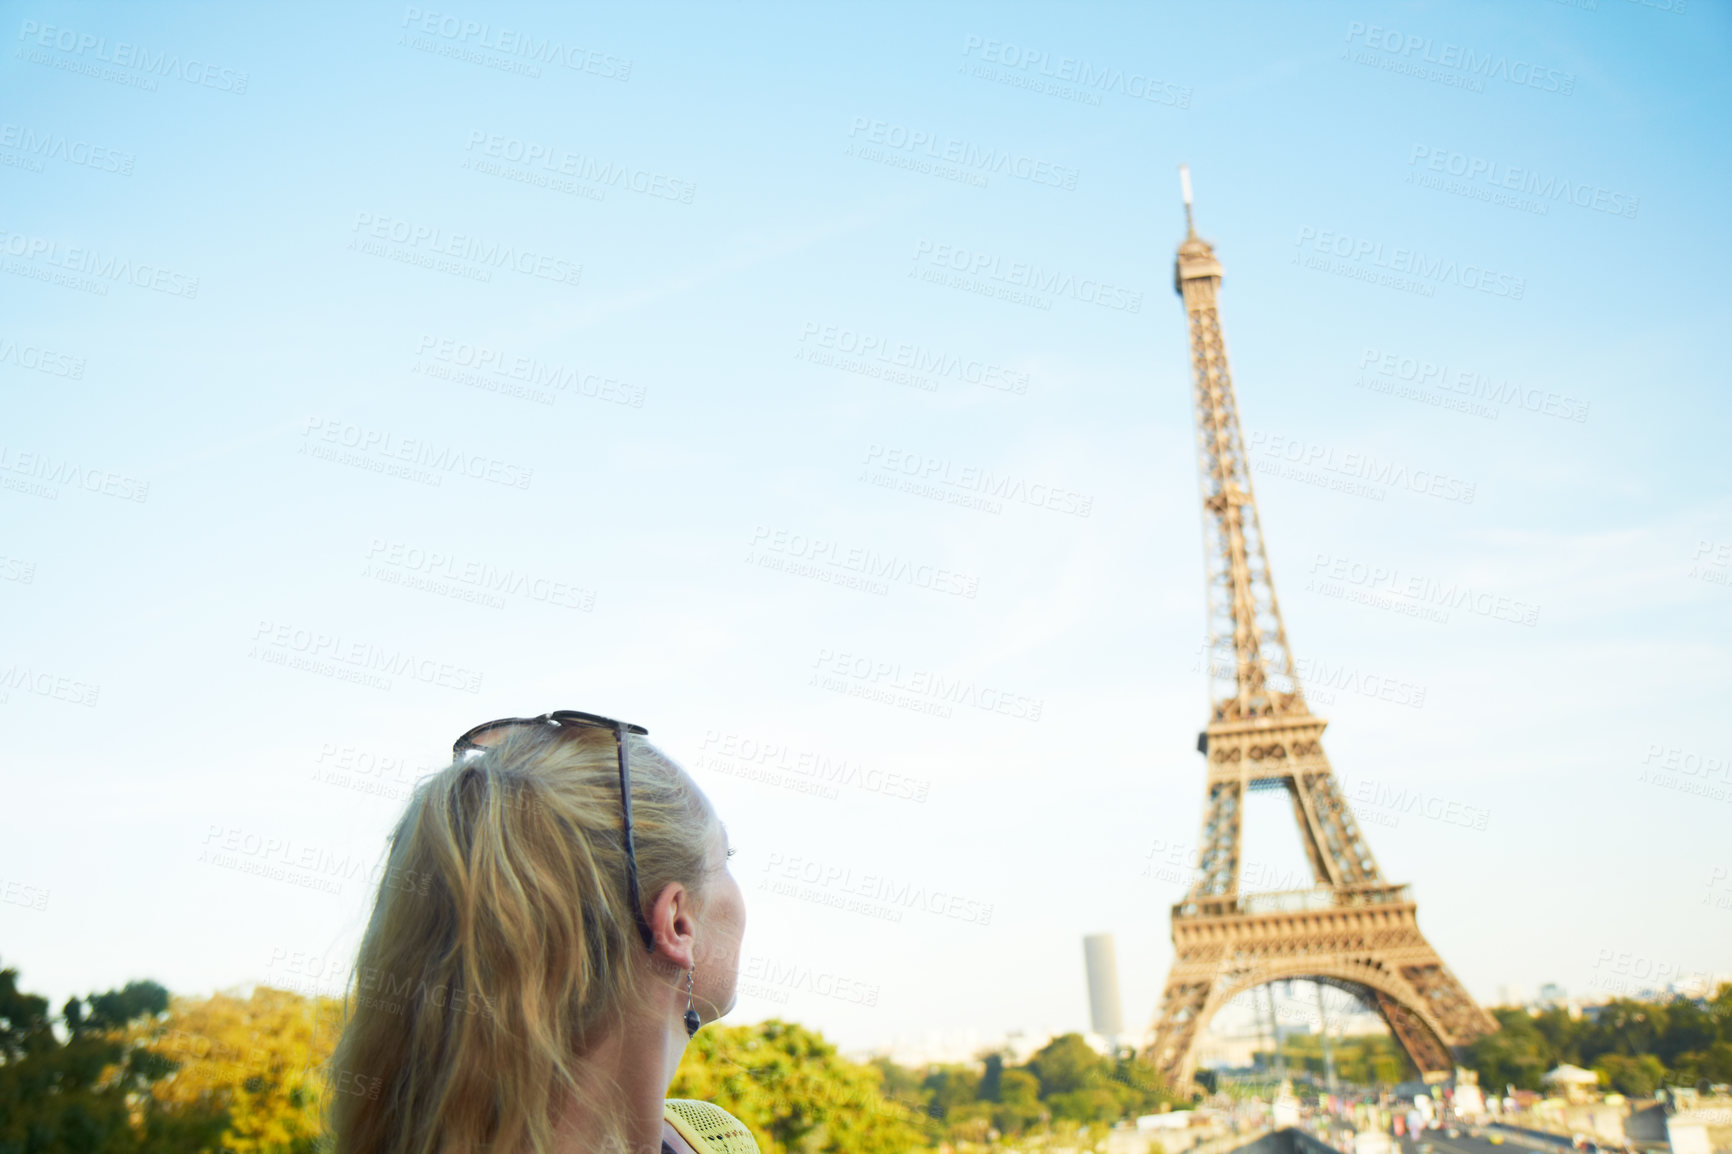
[{"xmin": 647, "ymin": 881, "xmax": 698, "ymax": 970}]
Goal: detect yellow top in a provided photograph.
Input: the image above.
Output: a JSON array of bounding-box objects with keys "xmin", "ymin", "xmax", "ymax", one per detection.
[{"xmin": 663, "ymin": 1099, "xmax": 761, "ymax": 1154}]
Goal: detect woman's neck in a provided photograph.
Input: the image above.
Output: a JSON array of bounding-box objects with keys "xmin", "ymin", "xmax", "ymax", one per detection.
[{"xmin": 553, "ymin": 1015, "xmax": 688, "ymax": 1154}]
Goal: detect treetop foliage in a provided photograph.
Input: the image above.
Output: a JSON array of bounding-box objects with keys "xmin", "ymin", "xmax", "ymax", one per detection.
[
  {"xmin": 8, "ymin": 959, "xmax": 1723, "ymax": 1154},
  {"xmin": 1466, "ymin": 986, "xmax": 1732, "ymax": 1096}
]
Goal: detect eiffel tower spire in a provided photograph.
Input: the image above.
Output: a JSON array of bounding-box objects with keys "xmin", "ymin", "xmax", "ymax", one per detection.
[
  {"xmin": 1144, "ymin": 167, "xmax": 1495, "ymax": 1092},
  {"xmin": 1176, "ymin": 164, "xmax": 1309, "ymax": 728}
]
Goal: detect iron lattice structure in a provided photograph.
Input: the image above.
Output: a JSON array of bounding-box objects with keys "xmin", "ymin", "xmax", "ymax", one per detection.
[{"xmin": 1143, "ymin": 183, "xmax": 1495, "ymax": 1092}]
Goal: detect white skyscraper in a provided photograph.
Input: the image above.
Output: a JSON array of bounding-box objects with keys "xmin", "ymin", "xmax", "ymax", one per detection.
[{"xmin": 1083, "ymin": 934, "xmax": 1125, "ymax": 1042}]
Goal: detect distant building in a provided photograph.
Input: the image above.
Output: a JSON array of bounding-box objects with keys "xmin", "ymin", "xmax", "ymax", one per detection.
[
  {"xmin": 863, "ymin": 1028, "xmax": 986, "ymax": 1068},
  {"xmin": 1193, "ymin": 1031, "xmax": 1259, "ymax": 1071},
  {"xmin": 1542, "ymin": 1063, "xmax": 1600, "ymax": 1104},
  {"xmin": 857, "ymin": 1026, "xmax": 1065, "ymax": 1070},
  {"xmin": 1084, "ymin": 934, "xmax": 1126, "ymax": 1041},
  {"xmin": 1193, "ymin": 1021, "xmax": 1318, "ymax": 1070},
  {"xmin": 1080, "ymin": 1031, "xmax": 1117, "ymax": 1057},
  {"xmin": 1001, "ymin": 1027, "xmax": 1058, "ymax": 1065}
]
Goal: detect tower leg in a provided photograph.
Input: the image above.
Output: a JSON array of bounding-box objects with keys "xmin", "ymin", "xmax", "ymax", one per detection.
[
  {"xmin": 1373, "ymin": 990, "xmax": 1453, "ymax": 1078},
  {"xmin": 1147, "ymin": 972, "xmax": 1214, "ymax": 1087}
]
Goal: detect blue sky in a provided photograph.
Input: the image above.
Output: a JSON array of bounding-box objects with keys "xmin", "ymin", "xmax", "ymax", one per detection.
[{"xmin": 3, "ymin": 0, "xmax": 1729, "ymax": 1056}]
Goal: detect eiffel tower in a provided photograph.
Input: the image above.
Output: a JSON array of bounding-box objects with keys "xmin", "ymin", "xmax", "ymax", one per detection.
[{"xmin": 1144, "ymin": 168, "xmax": 1495, "ymax": 1092}]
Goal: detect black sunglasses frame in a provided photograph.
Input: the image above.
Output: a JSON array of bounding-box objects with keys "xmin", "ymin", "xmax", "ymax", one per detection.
[{"xmin": 452, "ymin": 710, "xmax": 657, "ymax": 953}]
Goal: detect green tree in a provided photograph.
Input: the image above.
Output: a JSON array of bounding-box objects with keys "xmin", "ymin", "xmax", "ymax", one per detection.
[
  {"xmin": 1592, "ymin": 1053, "xmax": 1666, "ymax": 1097},
  {"xmin": 0, "ymin": 963, "xmax": 229, "ymax": 1154},
  {"xmin": 1276, "ymin": 1031, "xmax": 1412, "ymax": 1087},
  {"xmin": 1027, "ymin": 1034, "xmax": 1161, "ymax": 1126},
  {"xmin": 1028, "ymin": 1034, "xmax": 1105, "ymax": 1098},
  {"xmin": 864, "ymin": 1056, "xmax": 927, "ymax": 1119},
  {"xmin": 1046, "ymin": 1085, "xmax": 1121, "ymax": 1125},
  {"xmin": 920, "ymin": 1063, "xmax": 985, "ymax": 1129},
  {"xmin": 978, "ymin": 1051, "xmax": 1004, "ymax": 1103},
  {"xmin": 1464, "ymin": 984, "xmax": 1732, "ymax": 1094},
  {"xmin": 1653, "ymin": 999, "xmax": 1717, "ymax": 1066},
  {"xmin": 1580, "ymin": 1001, "xmax": 1661, "ymax": 1067},
  {"xmin": 142, "ymin": 986, "xmax": 343, "ymax": 1154},
  {"xmin": 1110, "ymin": 1052, "xmax": 1177, "ymax": 1114},
  {"xmin": 1679, "ymin": 1040, "xmax": 1732, "ymax": 1085},
  {"xmin": 990, "ymin": 1068, "xmax": 1046, "ymax": 1137},
  {"xmin": 1533, "ymin": 1006, "xmax": 1587, "ymax": 1067},
  {"xmin": 1467, "ymin": 1008, "xmax": 1555, "ymax": 1092},
  {"xmin": 1366, "ymin": 1042, "xmax": 1411, "ymax": 1086},
  {"xmin": 669, "ymin": 1020, "xmax": 926, "ymax": 1154}
]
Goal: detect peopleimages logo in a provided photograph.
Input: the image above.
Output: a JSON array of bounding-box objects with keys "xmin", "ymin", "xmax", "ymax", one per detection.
[
  {"xmin": 1357, "ymin": 347, "xmax": 1589, "ymax": 424},
  {"xmin": 862, "ymin": 443, "xmax": 1093, "ymax": 517},
  {"xmin": 1247, "ymin": 430, "xmax": 1476, "ymax": 505},
  {"xmin": 697, "ymin": 729, "xmax": 932, "ymax": 803},
  {"xmin": 1342, "ymin": 22, "xmax": 1575, "ymax": 95},
  {"xmin": 300, "ymin": 417, "xmax": 534, "ymax": 490},
  {"xmin": 742, "ymin": 956, "xmax": 881, "ymax": 1006},
  {"xmin": 414, "ymin": 335, "xmax": 645, "ymax": 408},
  {"xmin": 364, "ymin": 538, "xmax": 595, "ymax": 611},
  {"xmin": 0, "ymin": 664, "xmax": 101, "ymax": 708},
  {"xmin": 0, "ymin": 876, "xmax": 50, "ymax": 912},
  {"xmin": 761, "ymin": 852, "xmax": 994, "ymax": 927},
  {"xmin": 1291, "ymin": 655, "xmax": 1427, "ymax": 710},
  {"xmin": 0, "ymin": 555, "xmax": 37, "ymax": 584},
  {"xmin": 0, "ymin": 443, "xmax": 150, "ymax": 502},
  {"xmin": 1641, "ymin": 742, "xmax": 1730, "ymax": 785},
  {"xmin": 959, "ymin": 35, "xmax": 1192, "ymax": 108},
  {"xmin": 797, "ymin": 322, "xmax": 1029, "ymax": 395},
  {"xmin": 846, "ymin": 116, "xmax": 1079, "ymax": 190},
  {"xmin": 1294, "ymin": 226, "xmax": 1524, "ymax": 301},
  {"xmin": 249, "ymin": 619, "xmax": 484, "ymax": 695},
  {"xmin": 1345, "ymin": 775, "xmax": 1491, "ymax": 831},
  {"xmin": 463, "ymin": 131, "xmax": 694, "ymax": 203},
  {"xmin": 1308, "ymin": 551, "xmax": 1540, "ymax": 628},
  {"xmin": 748, "ymin": 525, "xmax": 979, "ymax": 599},
  {"xmin": 1407, "ymin": 145, "xmax": 1638, "ymax": 220},
  {"xmin": 0, "ymin": 124, "xmax": 135, "ymax": 175},
  {"xmin": 0, "ymin": 334, "xmax": 85, "ymax": 379},
  {"xmin": 399, "ymin": 7, "xmax": 631, "ymax": 80},
  {"xmin": 0, "ymin": 229, "xmax": 200, "ymax": 298},
  {"xmin": 810, "ymin": 647, "xmax": 1044, "ymax": 722},
  {"xmin": 349, "ymin": 212, "xmax": 582, "ymax": 288},
  {"xmin": 15, "ymin": 20, "xmax": 249, "ymax": 93}
]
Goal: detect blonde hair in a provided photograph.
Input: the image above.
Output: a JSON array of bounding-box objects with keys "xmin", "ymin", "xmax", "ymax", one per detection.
[{"xmin": 326, "ymin": 724, "xmax": 720, "ymax": 1154}]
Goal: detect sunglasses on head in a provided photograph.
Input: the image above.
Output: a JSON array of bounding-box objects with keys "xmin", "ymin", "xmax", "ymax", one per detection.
[{"xmin": 452, "ymin": 710, "xmax": 656, "ymax": 952}]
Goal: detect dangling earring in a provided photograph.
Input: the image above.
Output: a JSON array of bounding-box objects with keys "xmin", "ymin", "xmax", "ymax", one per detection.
[{"xmin": 684, "ymin": 967, "xmax": 701, "ymax": 1038}]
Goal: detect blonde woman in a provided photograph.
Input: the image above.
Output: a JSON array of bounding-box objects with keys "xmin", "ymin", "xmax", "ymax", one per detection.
[{"xmin": 326, "ymin": 710, "xmax": 757, "ymax": 1154}]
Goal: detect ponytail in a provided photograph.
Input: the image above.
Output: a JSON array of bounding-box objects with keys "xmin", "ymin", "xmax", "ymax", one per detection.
[{"xmin": 326, "ymin": 726, "xmax": 718, "ymax": 1154}]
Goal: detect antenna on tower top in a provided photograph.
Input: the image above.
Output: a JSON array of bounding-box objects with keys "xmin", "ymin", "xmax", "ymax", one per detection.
[{"xmin": 1179, "ymin": 164, "xmax": 1196, "ymax": 236}]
